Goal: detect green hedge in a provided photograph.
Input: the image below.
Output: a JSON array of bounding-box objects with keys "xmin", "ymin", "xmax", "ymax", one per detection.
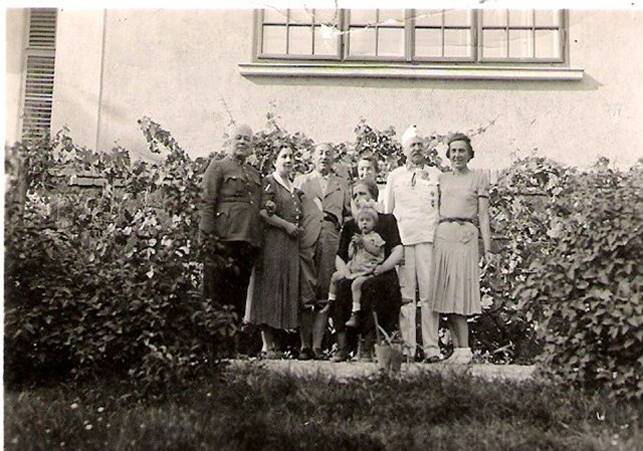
[
  {"xmin": 4, "ymin": 127, "xmax": 236, "ymax": 390},
  {"xmin": 516, "ymin": 160, "xmax": 643, "ymax": 400},
  {"xmin": 5, "ymin": 114, "xmax": 641, "ymax": 399}
]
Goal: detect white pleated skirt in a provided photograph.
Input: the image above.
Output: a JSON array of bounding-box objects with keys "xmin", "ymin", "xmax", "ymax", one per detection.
[{"xmin": 427, "ymin": 221, "xmax": 482, "ymax": 316}]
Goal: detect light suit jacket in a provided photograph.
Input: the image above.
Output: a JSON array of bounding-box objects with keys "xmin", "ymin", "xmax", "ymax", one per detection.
[{"xmin": 294, "ymin": 171, "xmax": 351, "ymax": 249}]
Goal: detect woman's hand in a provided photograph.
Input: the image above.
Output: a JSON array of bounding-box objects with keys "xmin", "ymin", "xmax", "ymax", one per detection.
[
  {"xmin": 372, "ymin": 265, "xmax": 385, "ymax": 276},
  {"xmin": 264, "ymin": 200, "xmax": 277, "ymax": 216},
  {"xmin": 335, "ymin": 266, "xmax": 350, "ymax": 280},
  {"xmin": 284, "ymin": 222, "xmax": 299, "ymax": 237}
]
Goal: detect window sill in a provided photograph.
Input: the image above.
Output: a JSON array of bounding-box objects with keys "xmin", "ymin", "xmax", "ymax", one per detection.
[{"xmin": 238, "ymin": 62, "xmax": 584, "ymax": 81}]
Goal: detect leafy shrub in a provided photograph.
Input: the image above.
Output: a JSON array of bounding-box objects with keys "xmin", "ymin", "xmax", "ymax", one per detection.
[
  {"xmin": 473, "ymin": 157, "xmax": 574, "ymax": 363},
  {"xmin": 516, "ymin": 161, "xmax": 643, "ymax": 399},
  {"xmin": 6, "ymin": 111, "xmax": 641, "ymax": 400},
  {"xmin": 475, "ymin": 156, "xmax": 643, "ymax": 397},
  {"xmin": 4, "ymin": 126, "xmax": 236, "ymax": 389}
]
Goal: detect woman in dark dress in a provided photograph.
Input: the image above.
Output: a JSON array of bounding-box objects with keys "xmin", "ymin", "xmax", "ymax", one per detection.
[
  {"xmin": 246, "ymin": 146, "xmax": 302, "ymax": 358},
  {"xmin": 330, "ymin": 179, "xmax": 404, "ymax": 362}
]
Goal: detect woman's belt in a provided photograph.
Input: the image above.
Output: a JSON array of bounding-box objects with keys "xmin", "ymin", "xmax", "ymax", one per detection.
[{"xmin": 439, "ymin": 217, "xmax": 477, "ymax": 226}]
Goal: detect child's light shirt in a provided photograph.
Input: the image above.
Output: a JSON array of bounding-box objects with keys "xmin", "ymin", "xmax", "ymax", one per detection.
[{"xmin": 346, "ymin": 230, "xmax": 386, "ymax": 278}]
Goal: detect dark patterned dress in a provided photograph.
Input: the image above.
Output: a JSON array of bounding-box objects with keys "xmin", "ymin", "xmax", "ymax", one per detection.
[
  {"xmin": 331, "ymin": 213, "xmax": 403, "ymax": 335},
  {"xmin": 246, "ymin": 174, "xmax": 302, "ymax": 329}
]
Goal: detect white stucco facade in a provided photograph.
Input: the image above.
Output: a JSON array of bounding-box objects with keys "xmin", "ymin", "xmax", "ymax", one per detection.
[
  {"xmin": 5, "ymin": 8, "xmax": 28, "ymax": 144},
  {"xmin": 7, "ymin": 9, "xmax": 643, "ymax": 168}
]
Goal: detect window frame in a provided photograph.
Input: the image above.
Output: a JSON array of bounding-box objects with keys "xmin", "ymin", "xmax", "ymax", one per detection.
[
  {"xmin": 254, "ymin": 9, "xmax": 568, "ymax": 66},
  {"xmin": 257, "ymin": 9, "xmax": 343, "ymax": 61},
  {"xmin": 411, "ymin": 9, "xmax": 477, "ymax": 63},
  {"xmin": 343, "ymin": 9, "xmax": 409, "ymax": 63},
  {"xmin": 477, "ymin": 10, "xmax": 566, "ymax": 64}
]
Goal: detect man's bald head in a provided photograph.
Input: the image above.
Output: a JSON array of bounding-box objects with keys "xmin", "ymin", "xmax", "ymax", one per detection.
[
  {"xmin": 233, "ymin": 124, "xmax": 253, "ymax": 137},
  {"xmin": 230, "ymin": 123, "xmax": 253, "ymax": 160},
  {"xmin": 314, "ymin": 143, "xmax": 336, "ymax": 175}
]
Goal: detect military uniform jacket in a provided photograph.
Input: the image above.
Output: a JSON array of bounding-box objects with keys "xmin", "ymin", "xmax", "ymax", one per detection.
[{"xmin": 199, "ymin": 156, "xmax": 263, "ymax": 247}]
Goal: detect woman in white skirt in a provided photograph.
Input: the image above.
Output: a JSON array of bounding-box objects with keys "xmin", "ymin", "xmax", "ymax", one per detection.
[{"xmin": 427, "ymin": 133, "xmax": 492, "ymax": 364}]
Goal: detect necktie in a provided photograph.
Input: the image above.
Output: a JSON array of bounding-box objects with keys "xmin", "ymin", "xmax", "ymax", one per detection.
[{"xmin": 319, "ymin": 174, "xmax": 328, "ymax": 196}]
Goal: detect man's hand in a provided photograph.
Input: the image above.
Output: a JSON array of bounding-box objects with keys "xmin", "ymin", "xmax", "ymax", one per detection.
[{"xmin": 372, "ymin": 265, "xmax": 385, "ymax": 276}]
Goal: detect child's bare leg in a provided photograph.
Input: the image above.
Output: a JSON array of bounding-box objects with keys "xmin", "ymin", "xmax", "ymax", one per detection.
[
  {"xmin": 346, "ymin": 276, "xmax": 369, "ymax": 328},
  {"xmin": 350, "ymin": 276, "xmax": 369, "ymax": 312}
]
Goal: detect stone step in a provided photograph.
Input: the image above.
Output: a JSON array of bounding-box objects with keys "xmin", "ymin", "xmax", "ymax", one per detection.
[{"xmin": 229, "ymin": 359, "xmax": 537, "ymax": 383}]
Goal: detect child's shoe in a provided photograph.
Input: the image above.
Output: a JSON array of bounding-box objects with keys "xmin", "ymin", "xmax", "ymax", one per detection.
[{"xmin": 345, "ymin": 312, "xmax": 359, "ymax": 328}]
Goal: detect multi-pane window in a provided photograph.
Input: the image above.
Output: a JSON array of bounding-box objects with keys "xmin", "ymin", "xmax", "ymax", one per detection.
[
  {"xmin": 21, "ymin": 8, "xmax": 57, "ymax": 142},
  {"xmin": 257, "ymin": 9, "xmax": 565, "ymax": 63},
  {"xmin": 480, "ymin": 10, "xmax": 562, "ymax": 61},
  {"xmin": 347, "ymin": 10, "xmax": 406, "ymax": 59},
  {"xmin": 414, "ymin": 10, "xmax": 474, "ymax": 61},
  {"xmin": 261, "ymin": 8, "xmax": 340, "ymax": 58}
]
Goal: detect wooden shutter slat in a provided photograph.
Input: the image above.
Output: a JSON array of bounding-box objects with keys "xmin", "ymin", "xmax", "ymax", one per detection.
[
  {"xmin": 28, "ymin": 8, "xmax": 57, "ymax": 49},
  {"xmin": 22, "ymin": 9, "xmax": 57, "ymax": 142}
]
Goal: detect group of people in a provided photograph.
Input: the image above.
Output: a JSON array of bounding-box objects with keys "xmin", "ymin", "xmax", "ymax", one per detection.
[{"xmin": 199, "ymin": 123, "xmax": 491, "ymax": 364}]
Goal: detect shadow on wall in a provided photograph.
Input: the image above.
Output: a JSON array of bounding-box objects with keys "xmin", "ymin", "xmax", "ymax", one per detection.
[{"xmin": 242, "ymin": 72, "xmax": 602, "ymax": 93}]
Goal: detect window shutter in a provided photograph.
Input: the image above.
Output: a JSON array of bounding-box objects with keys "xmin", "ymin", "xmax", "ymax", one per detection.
[
  {"xmin": 21, "ymin": 8, "xmax": 57, "ymax": 142},
  {"xmin": 28, "ymin": 8, "xmax": 57, "ymax": 49}
]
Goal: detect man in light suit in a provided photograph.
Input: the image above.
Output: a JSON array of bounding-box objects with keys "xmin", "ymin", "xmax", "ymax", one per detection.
[
  {"xmin": 383, "ymin": 126, "xmax": 442, "ymax": 363},
  {"xmin": 295, "ymin": 143, "xmax": 351, "ymax": 360}
]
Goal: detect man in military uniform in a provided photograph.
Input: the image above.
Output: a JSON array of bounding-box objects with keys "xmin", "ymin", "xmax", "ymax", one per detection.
[
  {"xmin": 199, "ymin": 124, "xmax": 262, "ymax": 320},
  {"xmin": 294, "ymin": 143, "xmax": 351, "ymax": 359}
]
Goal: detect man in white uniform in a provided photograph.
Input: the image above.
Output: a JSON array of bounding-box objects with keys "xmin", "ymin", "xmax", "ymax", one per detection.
[{"xmin": 383, "ymin": 126, "xmax": 442, "ymax": 362}]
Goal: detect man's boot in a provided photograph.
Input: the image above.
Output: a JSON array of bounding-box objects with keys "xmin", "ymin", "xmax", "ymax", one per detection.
[{"xmin": 331, "ymin": 331, "xmax": 349, "ymax": 362}]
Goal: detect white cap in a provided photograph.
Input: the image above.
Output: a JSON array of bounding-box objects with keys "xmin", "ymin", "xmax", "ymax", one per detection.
[{"xmin": 401, "ymin": 125, "xmax": 420, "ymax": 147}]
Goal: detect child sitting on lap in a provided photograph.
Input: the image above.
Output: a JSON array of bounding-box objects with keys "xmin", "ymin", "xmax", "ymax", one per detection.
[{"xmin": 329, "ymin": 206, "xmax": 386, "ymax": 328}]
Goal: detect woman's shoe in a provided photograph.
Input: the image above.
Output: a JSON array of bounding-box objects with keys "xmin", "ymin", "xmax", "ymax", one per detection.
[
  {"xmin": 443, "ymin": 348, "xmax": 472, "ymax": 365},
  {"xmin": 457, "ymin": 348, "xmax": 473, "ymax": 364}
]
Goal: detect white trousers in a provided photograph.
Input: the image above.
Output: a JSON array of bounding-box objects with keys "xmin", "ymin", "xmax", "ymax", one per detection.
[{"xmin": 398, "ymin": 243, "xmax": 440, "ymax": 358}]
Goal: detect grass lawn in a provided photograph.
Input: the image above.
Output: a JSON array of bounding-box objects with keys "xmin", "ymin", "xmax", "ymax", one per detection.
[{"xmin": 5, "ymin": 364, "xmax": 641, "ymax": 451}]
